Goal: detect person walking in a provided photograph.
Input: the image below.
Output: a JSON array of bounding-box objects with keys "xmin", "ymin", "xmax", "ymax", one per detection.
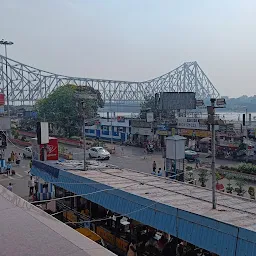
[
  {"xmin": 10, "ymin": 151, "xmax": 15, "ymax": 163},
  {"xmin": 195, "ymin": 158, "xmax": 200, "ymax": 169},
  {"xmin": 6, "ymin": 158, "xmax": 12, "ymax": 176},
  {"xmin": 7, "ymin": 183, "xmax": 13, "ymax": 192},
  {"xmin": 16, "ymin": 153, "xmax": 21, "ymax": 166},
  {"xmin": 28, "ymin": 176, "xmax": 35, "ymax": 196},
  {"xmin": 152, "ymin": 161, "xmax": 157, "ymax": 174}
]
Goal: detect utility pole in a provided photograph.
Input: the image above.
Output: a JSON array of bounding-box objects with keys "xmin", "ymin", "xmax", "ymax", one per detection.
[
  {"xmin": 206, "ymin": 98, "xmax": 226, "ymax": 209},
  {"xmin": 80, "ymin": 101, "xmax": 87, "ymax": 171},
  {"xmin": 83, "ymin": 113, "xmax": 86, "ymax": 171},
  {"xmin": 0, "ymin": 40, "xmax": 14, "ymax": 118},
  {"xmin": 110, "ymin": 98, "xmax": 113, "ymax": 144},
  {"xmin": 210, "ymin": 98, "xmax": 216, "ymax": 209}
]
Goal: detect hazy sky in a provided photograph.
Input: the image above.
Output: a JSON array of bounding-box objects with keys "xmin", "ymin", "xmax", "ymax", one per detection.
[{"xmin": 1, "ymin": 0, "xmax": 256, "ymax": 97}]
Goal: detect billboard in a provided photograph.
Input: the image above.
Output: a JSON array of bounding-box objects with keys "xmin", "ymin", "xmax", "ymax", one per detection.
[
  {"xmin": 177, "ymin": 117, "xmax": 208, "ymax": 130},
  {"xmin": 159, "ymin": 92, "xmax": 196, "ymax": 110},
  {"xmin": 0, "ymin": 93, "xmax": 4, "ymax": 105},
  {"xmin": 0, "ymin": 117, "xmax": 11, "ymax": 130},
  {"xmin": 146, "ymin": 112, "xmax": 154, "ymax": 123}
]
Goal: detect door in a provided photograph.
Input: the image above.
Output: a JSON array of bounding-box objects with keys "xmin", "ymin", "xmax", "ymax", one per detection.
[
  {"xmin": 121, "ymin": 132, "xmax": 125, "ymax": 143},
  {"xmin": 96, "ymin": 130, "xmax": 100, "ymax": 139}
]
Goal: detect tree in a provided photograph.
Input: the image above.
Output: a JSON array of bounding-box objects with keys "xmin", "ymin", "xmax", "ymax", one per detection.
[
  {"xmin": 248, "ymin": 186, "xmax": 255, "ymax": 200},
  {"xmin": 225, "ymin": 174, "xmax": 234, "ymax": 194},
  {"xmin": 234, "ymin": 176, "xmax": 246, "ymax": 196},
  {"xmin": 36, "ymin": 84, "xmax": 103, "ymax": 137},
  {"xmin": 198, "ymin": 169, "xmax": 208, "ymax": 187},
  {"xmin": 185, "ymin": 166, "xmax": 194, "ymax": 184}
]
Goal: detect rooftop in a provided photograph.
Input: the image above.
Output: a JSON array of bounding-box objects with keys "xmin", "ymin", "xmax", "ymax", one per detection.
[
  {"xmin": 0, "ymin": 185, "xmax": 115, "ymax": 256},
  {"xmin": 52, "ymin": 160, "xmax": 256, "ymax": 232}
]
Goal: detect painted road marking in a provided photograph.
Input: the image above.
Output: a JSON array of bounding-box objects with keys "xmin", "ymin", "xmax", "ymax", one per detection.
[{"xmin": 15, "ymin": 173, "xmax": 23, "ymax": 178}]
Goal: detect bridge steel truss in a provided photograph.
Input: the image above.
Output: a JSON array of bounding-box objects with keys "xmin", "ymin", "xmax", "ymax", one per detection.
[{"xmin": 0, "ymin": 54, "xmax": 220, "ymax": 105}]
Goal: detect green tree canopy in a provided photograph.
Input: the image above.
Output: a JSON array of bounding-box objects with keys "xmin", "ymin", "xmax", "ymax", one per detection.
[{"xmin": 36, "ymin": 84, "xmax": 103, "ymax": 137}]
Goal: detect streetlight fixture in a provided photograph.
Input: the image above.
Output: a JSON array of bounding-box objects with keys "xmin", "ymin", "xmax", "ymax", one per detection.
[{"xmin": 0, "ymin": 39, "xmax": 14, "ymax": 118}]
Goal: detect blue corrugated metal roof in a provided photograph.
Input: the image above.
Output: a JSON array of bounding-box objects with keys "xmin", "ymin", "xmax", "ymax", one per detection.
[{"xmin": 32, "ymin": 161, "xmax": 256, "ymax": 256}]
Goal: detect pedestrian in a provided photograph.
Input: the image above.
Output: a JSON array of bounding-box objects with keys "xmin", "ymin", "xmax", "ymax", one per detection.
[
  {"xmin": 152, "ymin": 161, "xmax": 156, "ymax": 174},
  {"xmin": 195, "ymin": 158, "xmax": 200, "ymax": 169},
  {"xmin": 34, "ymin": 176, "xmax": 39, "ymax": 194},
  {"xmin": 16, "ymin": 153, "xmax": 21, "ymax": 166},
  {"xmin": 7, "ymin": 183, "xmax": 13, "ymax": 192},
  {"xmin": 158, "ymin": 167, "xmax": 162, "ymax": 176},
  {"xmin": 28, "ymin": 176, "xmax": 35, "ymax": 196},
  {"xmin": 127, "ymin": 240, "xmax": 137, "ymax": 256},
  {"xmin": 6, "ymin": 158, "xmax": 12, "ymax": 176},
  {"xmin": 143, "ymin": 147, "xmax": 147, "ymax": 159},
  {"xmin": 10, "ymin": 151, "xmax": 15, "ymax": 163}
]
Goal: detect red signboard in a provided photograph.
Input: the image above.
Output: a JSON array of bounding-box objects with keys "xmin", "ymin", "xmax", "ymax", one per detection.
[
  {"xmin": 39, "ymin": 137, "xmax": 59, "ymax": 160},
  {"xmin": 32, "ymin": 137, "xmax": 59, "ymax": 161},
  {"xmin": 0, "ymin": 93, "xmax": 5, "ymax": 105}
]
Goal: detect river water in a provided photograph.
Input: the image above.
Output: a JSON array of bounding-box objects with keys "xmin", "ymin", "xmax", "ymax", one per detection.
[{"xmin": 99, "ymin": 110, "xmax": 256, "ymax": 121}]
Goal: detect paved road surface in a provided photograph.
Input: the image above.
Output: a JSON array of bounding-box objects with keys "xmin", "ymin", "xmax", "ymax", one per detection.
[
  {"xmin": 2, "ymin": 143, "xmax": 255, "ymax": 200},
  {"xmin": 0, "ymin": 145, "xmax": 31, "ymax": 199},
  {"xmin": 65, "ymin": 143, "xmax": 256, "ymax": 199}
]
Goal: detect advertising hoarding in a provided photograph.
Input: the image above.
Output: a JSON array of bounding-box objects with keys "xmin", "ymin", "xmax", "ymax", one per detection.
[
  {"xmin": 159, "ymin": 92, "xmax": 196, "ymax": 110},
  {"xmin": 146, "ymin": 112, "xmax": 154, "ymax": 123},
  {"xmin": 0, "ymin": 93, "xmax": 5, "ymax": 105},
  {"xmin": 180, "ymin": 129, "xmax": 211, "ymax": 138},
  {"xmin": 177, "ymin": 117, "xmax": 208, "ymax": 130},
  {"xmin": 0, "ymin": 117, "xmax": 11, "ymax": 130}
]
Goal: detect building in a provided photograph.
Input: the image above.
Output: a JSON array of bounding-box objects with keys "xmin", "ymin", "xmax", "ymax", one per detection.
[
  {"xmin": 85, "ymin": 117, "xmax": 131, "ymax": 142},
  {"xmin": 0, "ymin": 185, "xmax": 116, "ymax": 256},
  {"xmin": 31, "ymin": 160, "xmax": 256, "ymax": 256}
]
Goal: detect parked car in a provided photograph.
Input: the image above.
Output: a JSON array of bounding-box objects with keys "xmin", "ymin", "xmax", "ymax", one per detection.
[
  {"xmin": 23, "ymin": 146, "xmax": 32, "ymax": 159},
  {"xmin": 88, "ymin": 147, "xmax": 110, "ymax": 160},
  {"xmin": 185, "ymin": 150, "xmax": 199, "ymax": 162}
]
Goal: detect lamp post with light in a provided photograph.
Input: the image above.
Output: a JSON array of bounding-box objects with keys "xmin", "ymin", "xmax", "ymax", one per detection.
[{"xmin": 0, "ymin": 39, "xmax": 14, "ymax": 118}]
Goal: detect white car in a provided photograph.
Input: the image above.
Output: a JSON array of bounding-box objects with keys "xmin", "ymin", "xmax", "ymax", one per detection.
[
  {"xmin": 23, "ymin": 146, "xmax": 32, "ymax": 158},
  {"xmin": 88, "ymin": 147, "xmax": 110, "ymax": 160}
]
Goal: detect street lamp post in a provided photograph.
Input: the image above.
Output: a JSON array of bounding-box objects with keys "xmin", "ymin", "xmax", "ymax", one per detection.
[
  {"xmin": 0, "ymin": 39, "xmax": 14, "ymax": 118},
  {"xmin": 81, "ymin": 101, "xmax": 87, "ymax": 171},
  {"xmin": 206, "ymin": 98, "xmax": 226, "ymax": 209}
]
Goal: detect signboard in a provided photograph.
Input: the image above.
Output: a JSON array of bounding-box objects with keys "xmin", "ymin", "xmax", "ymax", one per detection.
[
  {"xmin": 159, "ymin": 92, "xmax": 196, "ymax": 110},
  {"xmin": 0, "ymin": 117, "xmax": 10, "ymax": 130},
  {"xmin": 117, "ymin": 116, "xmax": 125, "ymax": 122},
  {"xmin": 180, "ymin": 129, "xmax": 211, "ymax": 138},
  {"xmin": 146, "ymin": 112, "xmax": 154, "ymax": 123},
  {"xmin": 177, "ymin": 117, "xmax": 208, "ymax": 130},
  {"xmin": 0, "ymin": 93, "xmax": 5, "ymax": 105},
  {"xmin": 157, "ymin": 130, "xmax": 168, "ymax": 136}
]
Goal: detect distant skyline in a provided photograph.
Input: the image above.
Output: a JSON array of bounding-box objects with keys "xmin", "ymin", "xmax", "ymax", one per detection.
[{"xmin": 1, "ymin": 0, "xmax": 256, "ymax": 97}]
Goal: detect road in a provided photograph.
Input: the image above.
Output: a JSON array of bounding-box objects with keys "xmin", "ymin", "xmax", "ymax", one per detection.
[
  {"xmin": 0, "ymin": 145, "xmax": 31, "ymax": 199},
  {"xmin": 65, "ymin": 143, "xmax": 256, "ymax": 199},
  {"xmin": 2, "ymin": 143, "xmax": 255, "ymax": 200}
]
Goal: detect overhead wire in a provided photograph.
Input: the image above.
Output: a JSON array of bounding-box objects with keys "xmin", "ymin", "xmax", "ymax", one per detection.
[
  {"xmin": 31, "ymin": 182, "xmax": 136, "ymax": 204},
  {"xmin": 65, "ymin": 202, "xmax": 158, "ymax": 225}
]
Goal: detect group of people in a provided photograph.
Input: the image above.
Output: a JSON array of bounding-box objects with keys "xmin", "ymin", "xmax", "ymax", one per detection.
[
  {"xmin": 152, "ymin": 161, "xmax": 162, "ymax": 176},
  {"xmin": 6, "ymin": 151, "xmax": 22, "ymax": 176},
  {"xmin": 10, "ymin": 151, "xmax": 22, "ymax": 165}
]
